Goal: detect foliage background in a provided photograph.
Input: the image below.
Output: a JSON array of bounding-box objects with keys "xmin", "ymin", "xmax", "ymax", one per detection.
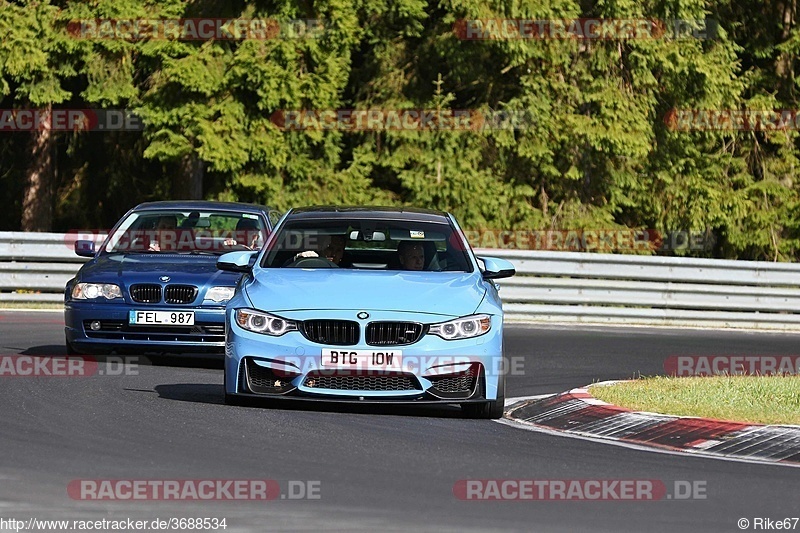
[{"xmin": 1, "ymin": 0, "xmax": 799, "ymax": 260}]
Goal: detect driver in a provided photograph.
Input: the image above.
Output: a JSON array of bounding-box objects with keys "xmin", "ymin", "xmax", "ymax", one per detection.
[
  {"xmin": 149, "ymin": 215, "xmax": 178, "ymax": 252},
  {"xmin": 223, "ymin": 218, "xmax": 263, "ymax": 250},
  {"xmin": 292, "ymin": 234, "xmax": 345, "ymax": 265}
]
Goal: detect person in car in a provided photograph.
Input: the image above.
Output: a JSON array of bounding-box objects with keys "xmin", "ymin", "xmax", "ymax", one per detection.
[
  {"xmin": 223, "ymin": 218, "xmax": 263, "ymax": 250},
  {"xmin": 149, "ymin": 215, "xmax": 178, "ymax": 252},
  {"xmin": 397, "ymin": 241, "xmax": 425, "ymax": 271},
  {"xmin": 291, "ymin": 234, "xmax": 346, "ymax": 265}
]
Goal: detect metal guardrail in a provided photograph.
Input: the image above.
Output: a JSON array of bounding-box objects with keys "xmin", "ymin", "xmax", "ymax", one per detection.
[
  {"xmin": 0, "ymin": 232, "xmax": 93, "ymax": 303},
  {"xmin": 474, "ymin": 249, "xmax": 800, "ymax": 330},
  {"xmin": 3, "ymin": 231, "xmax": 800, "ymax": 330}
]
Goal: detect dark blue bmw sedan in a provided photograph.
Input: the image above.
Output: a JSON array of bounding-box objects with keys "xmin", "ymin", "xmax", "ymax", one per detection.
[{"xmin": 64, "ymin": 201, "xmax": 278, "ymax": 355}]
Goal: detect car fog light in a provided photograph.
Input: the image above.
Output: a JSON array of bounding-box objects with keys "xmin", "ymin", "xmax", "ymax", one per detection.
[{"xmin": 90, "ymin": 321, "xmax": 101, "ymax": 331}]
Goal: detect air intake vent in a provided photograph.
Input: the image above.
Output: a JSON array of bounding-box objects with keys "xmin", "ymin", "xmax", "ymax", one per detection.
[
  {"xmin": 164, "ymin": 284, "xmax": 197, "ymax": 304},
  {"xmin": 130, "ymin": 284, "xmax": 161, "ymax": 303},
  {"xmin": 366, "ymin": 322, "xmax": 424, "ymax": 346},
  {"xmin": 303, "ymin": 371, "xmax": 421, "ymax": 391}
]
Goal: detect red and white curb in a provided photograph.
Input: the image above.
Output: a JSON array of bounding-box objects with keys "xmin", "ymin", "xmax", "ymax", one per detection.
[{"xmin": 498, "ymin": 383, "xmax": 800, "ymax": 468}]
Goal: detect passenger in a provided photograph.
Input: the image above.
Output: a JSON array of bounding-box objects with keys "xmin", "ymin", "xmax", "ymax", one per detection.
[
  {"xmin": 149, "ymin": 215, "xmax": 177, "ymax": 252},
  {"xmin": 397, "ymin": 241, "xmax": 425, "ymax": 271}
]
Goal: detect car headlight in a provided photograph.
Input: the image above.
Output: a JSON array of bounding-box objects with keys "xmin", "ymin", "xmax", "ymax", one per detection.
[
  {"xmin": 71, "ymin": 283, "xmax": 123, "ymax": 300},
  {"xmin": 234, "ymin": 309, "xmax": 298, "ymax": 336},
  {"xmin": 205, "ymin": 286, "xmax": 235, "ymax": 303},
  {"xmin": 428, "ymin": 314, "xmax": 491, "ymax": 340}
]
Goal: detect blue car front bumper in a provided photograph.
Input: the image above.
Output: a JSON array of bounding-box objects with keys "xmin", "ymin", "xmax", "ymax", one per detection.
[{"xmin": 224, "ymin": 310, "xmax": 504, "ymax": 403}]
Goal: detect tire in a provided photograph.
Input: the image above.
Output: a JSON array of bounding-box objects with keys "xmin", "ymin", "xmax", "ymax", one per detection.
[{"xmin": 462, "ymin": 371, "xmax": 505, "ymax": 419}]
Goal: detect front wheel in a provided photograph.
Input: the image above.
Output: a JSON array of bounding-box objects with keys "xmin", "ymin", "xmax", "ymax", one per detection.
[{"xmin": 462, "ymin": 372, "xmax": 505, "ymax": 419}]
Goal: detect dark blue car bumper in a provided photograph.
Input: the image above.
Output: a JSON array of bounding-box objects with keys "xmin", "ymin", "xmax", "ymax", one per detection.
[{"xmin": 65, "ymin": 301, "xmax": 226, "ymax": 354}]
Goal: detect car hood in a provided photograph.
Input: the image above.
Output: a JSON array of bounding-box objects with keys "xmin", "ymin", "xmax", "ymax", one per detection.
[
  {"xmin": 244, "ymin": 269, "xmax": 486, "ymax": 317},
  {"xmin": 77, "ymin": 254, "xmax": 239, "ymax": 286}
]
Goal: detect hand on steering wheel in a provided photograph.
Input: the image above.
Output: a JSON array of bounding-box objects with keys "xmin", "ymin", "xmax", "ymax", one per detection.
[{"xmin": 289, "ymin": 257, "xmax": 338, "ymax": 268}]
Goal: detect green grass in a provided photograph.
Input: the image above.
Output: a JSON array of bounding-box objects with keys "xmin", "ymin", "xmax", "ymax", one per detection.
[{"xmin": 590, "ymin": 376, "xmax": 800, "ymax": 425}]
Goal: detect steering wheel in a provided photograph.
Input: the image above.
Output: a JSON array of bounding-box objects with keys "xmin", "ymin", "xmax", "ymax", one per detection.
[
  {"xmin": 288, "ymin": 257, "xmax": 338, "ymax": 268},
  {"xmin": 224, "ymin": 243, "xmax": 252, "ymax": 252}
]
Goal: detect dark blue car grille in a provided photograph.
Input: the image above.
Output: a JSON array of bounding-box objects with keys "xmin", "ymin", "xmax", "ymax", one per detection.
[
  {"xmin": 164, "ymin": 285, "xmax": 197, "ymax": 304},
  {"xmin": 129, "ymin": 284, "xmax": 198, "ymax": 304},
  {"xmin": 130, "ymin": 284, "xmax": 161, "ymax": 303}
]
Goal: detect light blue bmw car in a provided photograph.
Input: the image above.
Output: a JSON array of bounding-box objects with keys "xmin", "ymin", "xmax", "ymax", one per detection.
[{"xmin": 217, "ymin": 207, "xmax": 515, "ymax": 418}]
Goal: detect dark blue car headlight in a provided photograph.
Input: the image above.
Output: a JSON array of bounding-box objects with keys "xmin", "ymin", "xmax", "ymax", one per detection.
[
  {"xmin": 71, "ymin": 283, "xmax": 123, "ymax": 300},
  {"xmin": 428, "ymin": 314, "xmax": 491, "ymax": 340},
  {"xmin": 235, "ymin": 309, "xmax": 298, "ymax": 336},
  {"xmin": 205, "ymin": 286, "xmax": 235, "ymax": 303}
]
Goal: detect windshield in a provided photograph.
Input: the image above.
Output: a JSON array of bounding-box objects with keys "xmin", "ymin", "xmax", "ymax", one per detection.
[
  {"xmin": 104, "ymin": 210, "xmax": 268, "ymax": 254},
  {"xmin": 261, "ymin": 218, "xmax": 473, "ymax": 272}
]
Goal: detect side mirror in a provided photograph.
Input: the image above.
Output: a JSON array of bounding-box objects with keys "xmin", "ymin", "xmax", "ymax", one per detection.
[
  {"xmin": 478, "ymin": 256, "xmax": 516, "ymax": 280},
  {"xmin": 217, "ymin": 251, "xmax": 258, "ymax": 273},
  {"xmin": 74, "ymin": 240, "xmax": 96, "ymax": 258}
]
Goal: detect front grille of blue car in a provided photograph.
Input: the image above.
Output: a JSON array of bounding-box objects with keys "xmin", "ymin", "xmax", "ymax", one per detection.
[
  {"xmin": 129, "ymin": 284, "xmax": 198, "ymax": 304},
  {"xmin": 164, "ymin": 285, "xmax": 198, "ymax": 304},
  {"xmin": 302, "ymin": 371, "xmax": 421, "ymax": 391},
  {"xmin": 300, "ymin": 320, "xmax": 360, "ymax": 345},
  {"xmin": 130, "ymin": 284, "xmax": 161, "ymax": 303},
  {"xmin": 366, "ymin": 322, "xmax": 425, "ymax": 346}
]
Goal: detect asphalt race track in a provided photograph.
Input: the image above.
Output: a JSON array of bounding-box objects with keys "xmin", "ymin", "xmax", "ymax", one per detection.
[{"xmin": 0, "ymin": 310, "xmax": 798, "ymax": 532}]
